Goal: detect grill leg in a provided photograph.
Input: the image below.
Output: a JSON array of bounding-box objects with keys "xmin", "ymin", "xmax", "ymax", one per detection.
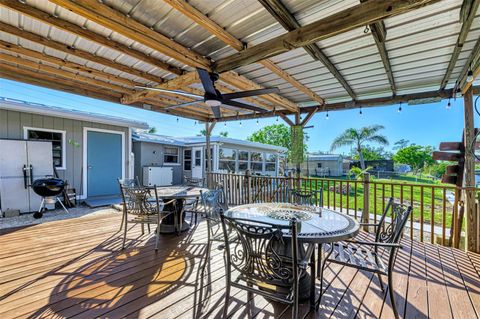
[{"xmin": 56, "ymin": 197, "xmax": 69, "ymax": 214}]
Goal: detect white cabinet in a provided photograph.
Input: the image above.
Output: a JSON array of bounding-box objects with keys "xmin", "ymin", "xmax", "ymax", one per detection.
[
  {"xmin": 0, "ymin": 139, "xmax": 53, "ymax": 213},
  {"xmin": 143, "ymin": 166, "xmax": 173, "ymax": 186}
]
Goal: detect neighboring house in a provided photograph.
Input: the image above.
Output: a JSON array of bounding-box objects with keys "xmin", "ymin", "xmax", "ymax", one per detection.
[
  {"xmin": 350, "ymin": 159, "xmax": 395, "ymax": 174},
  {"xmin": 300, "ymin": 154, "xmax": 344, "ymax": 177},
  {"xmin": 132, "ymin": 132, "xmax": 288, "ymax": 185},
  {"xmin": 0, "ymin": 98, "xmax": 148, "ymax": 203}
]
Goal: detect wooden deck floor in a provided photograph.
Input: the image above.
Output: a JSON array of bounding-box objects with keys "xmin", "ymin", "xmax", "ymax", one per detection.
[{"xmin": 1, "ymin": 210, "xmax": 479, "ymax": 319}]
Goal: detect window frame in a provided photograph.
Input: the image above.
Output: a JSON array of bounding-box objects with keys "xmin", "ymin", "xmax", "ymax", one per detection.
[
  {"xmin": 183, "ymin": 149, "xmax": 192, "ymax": 171},
  {"xmin": 163, "ymin": 146, "xmax": 180, "ymax": 165},
  {"xmin": 23, "ymin": 127, "xmax": 67, "ymax": 170}
]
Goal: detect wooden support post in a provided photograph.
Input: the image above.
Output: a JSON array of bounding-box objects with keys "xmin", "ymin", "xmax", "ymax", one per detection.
[
  {"xmin": 245, "ymin": 169, "xmax": 252, "ymax": 204},
  {"xmin": 362, "ymin": 173, "xmax": 371, "ymax": 232},
  {"xmin": 463, "ymin": 86, "xmax": 478, "ymax": 252},
  {"xmin": 205, "ymin": 121, "xmax": 216, "ymax": 188}
]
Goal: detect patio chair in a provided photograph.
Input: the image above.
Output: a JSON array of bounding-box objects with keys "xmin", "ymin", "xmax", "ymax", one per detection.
[
  {"xmin": 199, "ymin": 189, "xmax": 225, "ymax": 245},
  {"xmin": 220, "ymin": 215, "xmax": 305, "ymax": 319},
  {"xmin": 117, "ymin": 177, "xmax": 141, "ymax": 231},
  {"xmin": 183, "ymin": 176, "xmax": 205, "ymax": 225},
  {"xmin": 119, "ymin": 184, "xmax": 174, "ymax": 251},
  {"xmin": 289, "ymin": 188, "xmax": 323, "ymax": 207},
  {"xmin": 184, "ymin": 176, "xmax": 205, "ymax": 187},
  {"xmin": 324, "ymin": 198, "xmax": 412, "ymax": 318}
]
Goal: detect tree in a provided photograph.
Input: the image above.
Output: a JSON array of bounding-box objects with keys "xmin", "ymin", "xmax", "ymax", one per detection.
[
  {"xmin": 331, "ymin": 125, "xmax": 389, "ymax": 169},
  {"xmin": 197, "ymin": 130, "xmax": 228, "ymax": 137},
  {"xmin": 148, "ymin": 127, "xmax": 157, "ymax": 134},
  {"xmin": 393, "ymin": 144, "xmax": 435, "ymax": 173},
  {"xmin": 247, "ymin": 124, "xmax": 307, "ymax": 160},
  {"xmin": 393, "ymin": 139, "xmax": 410, "ymax": 150},
  {"xmin": 351, "ymin": 145, "xmax": 392, "ymax": 161}
]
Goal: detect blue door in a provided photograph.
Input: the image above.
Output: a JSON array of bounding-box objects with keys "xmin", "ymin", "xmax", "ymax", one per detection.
[{"xmin": 87, "ymin": 131, "xmax": 122, "ymax": 197}]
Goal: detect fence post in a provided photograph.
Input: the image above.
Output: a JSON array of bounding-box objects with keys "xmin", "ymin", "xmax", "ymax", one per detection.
[
  {"xmin": 245, "ymin": 169, "xmax": 252, "ymax": 204},
  {"xmin": 362, "ymin": 173, "xmax": 371, "ymax": 232}
]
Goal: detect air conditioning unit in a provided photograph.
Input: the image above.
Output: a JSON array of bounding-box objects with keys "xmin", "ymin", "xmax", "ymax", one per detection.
[{"xmin": 143, "ymin": 167, "xmax": 173, "ymax": 186}]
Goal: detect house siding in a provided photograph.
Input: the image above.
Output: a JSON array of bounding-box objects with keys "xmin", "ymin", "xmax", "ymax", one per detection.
[{"xmin": 0, "ymin": 109, "xmax": 131, "ymax": 198}]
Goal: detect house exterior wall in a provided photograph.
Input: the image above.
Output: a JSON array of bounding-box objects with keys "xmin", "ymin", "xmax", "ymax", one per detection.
[
  {"xmin": 134, "ymin": 141, "xmax": 184, "ymax": 185},
  {"xmin": 0, "ymin": 109, "xmax": 131, "ymax": 198},
  {"xmin": 301, "ymin": 159, "xmax": 343, "ymax": 177}
]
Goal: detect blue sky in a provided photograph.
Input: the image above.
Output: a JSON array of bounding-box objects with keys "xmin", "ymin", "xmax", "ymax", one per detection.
[{"xmin": 1, "ymin": 78, "xmax": 475, "ymax": 155}]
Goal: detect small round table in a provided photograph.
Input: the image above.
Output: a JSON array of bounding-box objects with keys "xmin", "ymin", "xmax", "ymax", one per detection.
[
  {"xmin": 225, "ymin": 203, "xmax": 360, "ymax": 308},
  {"xmin": 156, "ymin": 186, "xmax": 208, "ymax": 234}
]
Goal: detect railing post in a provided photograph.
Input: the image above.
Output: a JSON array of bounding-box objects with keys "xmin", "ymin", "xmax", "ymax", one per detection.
[
  {"xmin": 287, "ymin": 171, "xmax": 294, "ymax": 203},
  {"xmin": 362, "ymin": 173, "xmax": 371, "ymax": 232},
  {"xmin": 245, "ymin": 169, "xmax": 252, "ymax": 204}
]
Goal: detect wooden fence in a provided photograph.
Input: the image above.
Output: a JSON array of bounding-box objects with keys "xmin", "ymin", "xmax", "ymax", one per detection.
[{"xmin": 207, "ymin": 171, "xmax": 480, "ymax": 248}]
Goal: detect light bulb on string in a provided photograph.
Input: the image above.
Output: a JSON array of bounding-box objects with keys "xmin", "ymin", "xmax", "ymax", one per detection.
[
  {"xmin": 398, "ymin": 102, "xmax": 402, "ymax": 113},
  {"xmin": 194, "ymin": 121, "xmax": 197, "ymax": 126},
  {"xmin": 224, "ymin": 121, "xmax": 227, "ymax": 127},
  {"xmin": 359, "ymin": 106, "xmax": 363, "ymax": 116},
  {"xmin": 326, "ymin": 111, "xmax": 329, "ymax": 120},
  {"xmin": 446, "ymin": 98, "xmax": 451, "ymax": 110},
  {"xmin": 176, "ymin": 117, "xmax": 179, "ymax": 123},
  {"xmin": 239, "ymin": 121, "xmax": 242, "ymax": 127},
  {"xmin": 276, "ymin": 116, "xmax": 279, "ymax": 122},
  {"xmin": 256, "ymin": 118, "xmax": 259, "ymax": 125}
]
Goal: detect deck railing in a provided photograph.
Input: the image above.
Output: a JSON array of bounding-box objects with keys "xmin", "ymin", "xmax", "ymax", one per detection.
[{"xmin": 207, "ymin": 172, "xmax": 480, "ymax": 248}]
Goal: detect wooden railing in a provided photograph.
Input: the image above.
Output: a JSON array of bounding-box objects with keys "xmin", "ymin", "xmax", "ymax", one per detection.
[{"xmin": 207, "ymin": 172, "xmax": 480, "ymax": 248}]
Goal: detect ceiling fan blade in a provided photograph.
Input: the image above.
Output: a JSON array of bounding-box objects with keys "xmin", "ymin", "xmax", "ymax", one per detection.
[
  {"xmin": 211, "ymin": 105, "xmax": 221, "ymax": 118},
  {"xmin": 221, "ymin": 87, "xmax": 280, "ymax": 100},
  {"xmin": 196, "ymin": 68, "xmax": 217, "ymax": 96},
  {"xmin": 134, "ymin": 86, "xmax": 203, "ymax": 100},
  {"xmin": 221, "ymin": 99, "xmax": 267, "ymax": 113},
  {"xmin": 165, "ymin": 101, "xmax": 200, "ymax": 110}
]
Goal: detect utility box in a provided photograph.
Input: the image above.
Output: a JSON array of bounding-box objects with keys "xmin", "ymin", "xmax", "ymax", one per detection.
[{"xmin": 142, "ymin": 166, "xmax": 173, "ymax": 186}]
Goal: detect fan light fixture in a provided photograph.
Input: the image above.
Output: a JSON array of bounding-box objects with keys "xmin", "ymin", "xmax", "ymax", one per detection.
[{"xmin": 205, "ymin": 99, "xmax": 222, "ymax": 107}]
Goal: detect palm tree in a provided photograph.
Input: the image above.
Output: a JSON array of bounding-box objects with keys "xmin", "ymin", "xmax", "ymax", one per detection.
[{"xmin": 331, "ymin": 125, "xmax": 389, "ymax": 169}]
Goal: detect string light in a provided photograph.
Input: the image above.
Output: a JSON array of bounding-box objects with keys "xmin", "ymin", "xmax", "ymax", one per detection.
[
  {"xmin": 256, "ymin": 118, "xmax": 259, "ymax": 125},
  {"xmin": 446, "ymin": 98, "xmax": 451, "ymax": 110},
  {"xmin": 359, "ymin": 106, "xmax": 363, "ymax": 116},
  {"xmin": 224, "ymin": 121, "xmax": 227, "ymax": 127},
  {"xmin": 176, "ymin": 117, "xmax": 179, "ymax": 123},
  {"xmin": 194, "ymin": 120, "xmax": 197, "ymax": 125},
  {"xmin": 239, "ymin": 120, "xmax": 242, "ymax": 127},
  {"xmin": 326, "ymin": 111, "xmax": 329, "ymax": 120},
  {"xmin": 276, "ymin": 116, "xmax": 279, "ymax": 122},
  {"xmin": 398, "ymin": 102, "xmax": 402, "ymax": 113},
  {"xmin": 467, "ymin": 63, "xmax": 474, "ymax": 83}
]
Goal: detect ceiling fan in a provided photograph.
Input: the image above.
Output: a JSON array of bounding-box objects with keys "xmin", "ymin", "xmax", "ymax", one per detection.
[{"xmin": 135, "ymin": 68, "xmax": 279, "ymax": 118}]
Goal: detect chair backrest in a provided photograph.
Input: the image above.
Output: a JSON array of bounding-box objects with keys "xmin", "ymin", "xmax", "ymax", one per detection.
[
  {"xmin": 185, "ymin": 176, "xmax": 204, "ymax": 187},
  {"xmin": 289, "ymin": 189, "xmax": 323, "ymax": 207},
  {"xmin": 376, "ymin": 198, "xmax": 412, "ymax": 244},
  {"xmin": 221, "ymin": 215, "xmax": 299, "ymax": 289},
  {"xmin": 215, "ymin": 183, "xmax": 229, "ymax": 211},
  {"xmin": 200, "ymin": 189, "xmax": 223, "ymax": 223},
  {"xmin": 119, "ymin": 184, "xmax": 158, "ymax": 216},
  {"xmin": 118, "ymin": 177, "xmax": 140, "ymax": 188}
]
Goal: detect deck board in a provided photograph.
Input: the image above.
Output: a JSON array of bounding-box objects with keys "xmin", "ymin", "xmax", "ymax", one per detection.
[{"xmin": 0, "ymin": 210, "xmax": 479, "ymax": 319}]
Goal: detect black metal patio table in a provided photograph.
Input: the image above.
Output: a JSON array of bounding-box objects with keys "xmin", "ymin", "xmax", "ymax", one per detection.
[
  {"xmin": 155, "ymin": 186, "xmax": 208, "ymax": 234},
  {"xmin": 225, "ymin": 202, "xmax": 360, "ymax": 309}
]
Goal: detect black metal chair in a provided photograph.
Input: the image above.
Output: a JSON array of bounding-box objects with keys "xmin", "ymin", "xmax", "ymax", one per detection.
[
  {"xmin": 324, "ymin": 198, "xmax": 412, "ymax": 318},
  {"xmin": 119, "ymin": 184, "xmax": 174, "ymax": 251},
  {"xmin": 184, "ymin": 176, "xmax": 205, "ymax": 187},
  {"xmin": 199, "ymin": 189, "xmax": 225, "ymax": 245},
  {"xmin": 289, "ymin": 188, "xmax": 323, "ymax": 207},
  {"xmin": 220, "ymin": 215, "xmax": 305, "ymax": 319},
  {"xmin": 183, "ymin": 176, "xmax": 205, "ymax": 225},
  {"xmin": 117, "ymin": 177, "xmax": 141, "ymax": 231}
]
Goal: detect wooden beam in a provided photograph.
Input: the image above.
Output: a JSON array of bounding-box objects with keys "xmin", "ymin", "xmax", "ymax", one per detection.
[
  {"xmin": 0, "ymin": 40, "xmax": 139, "ymax": 87},
  {"xmin": 49, "ymin": 0, "xmax": 210, "ymax": 69},
  {"xmin": 300, "ymin": 108, "xmax": 318, "ymax": 127},
  {"xmin": 278, "ymin": 113, "xmax": 294, "ymax": 126},
  {"xmin": 214, "ymin": 0, "xmax": 441, "ymax": 73},
  {"xmin": 369, "ymin": 21, "xmax": 396, "ymax": 95},
  {"xmin": 463, "ymin": 86, "xmax": 478, "ymax": 252},
  {"xmin": 0, "ymin": 21, "xmax": 162, "ymax": 83},
  {"xmin": 121, "ymin": 71, "xmax": 199, "ymax": 104},
  {"xmin": 0, "ymin": 0, "xmax": 183, "ymax": 76},
  {"xmin": 162, "ymin": 0, "xmax": 310, "ymax": 106},
  {"xmin": 439, "ymin": 0, "xmax": 480, "ymax": 90},
  {"xmin": 0, "ymin": 52, "xmax": 133, "ymax": 95},
  {"xmin": 221, "ymin": 71, "xmax": 298, "ymax": 112},
  {"xmin": 257, "ymin": 0, "xmax": 354, "ymax": 100}
]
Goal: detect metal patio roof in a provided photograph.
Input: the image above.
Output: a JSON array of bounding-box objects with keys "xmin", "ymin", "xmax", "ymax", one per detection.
[{"xmin": 0, "ymin": 0, "xmax": 479, "ymax": 122}]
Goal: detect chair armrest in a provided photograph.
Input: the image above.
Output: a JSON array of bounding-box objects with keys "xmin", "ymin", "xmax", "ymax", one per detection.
[
  {"xmin": 345, "ymin": 240, "xmax": 402, "ymax": 248},
  {"xmin": 162, "ymin": 199, "xmax": 177, "ymax": 206}
]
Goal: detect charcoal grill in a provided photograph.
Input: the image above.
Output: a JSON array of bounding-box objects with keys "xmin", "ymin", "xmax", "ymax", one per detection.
[{"xmin": 32, "ymin": 178, "xmax": 69, "ymax": 218}]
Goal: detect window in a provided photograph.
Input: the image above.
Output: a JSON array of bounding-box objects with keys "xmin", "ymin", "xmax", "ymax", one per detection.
[
  {"xmin": 238, "ymin": 150, "xmax": 249, "ymax": 172},
  {"xmin": 219, "ymin": 148, "xmax": 236, "ymax": 172},
  {"xmin": 250, "ymin": 151, "xmax": 263, "ymax": 173},
  {"xmin": 195, "ymin": 150, "xmax": 202, "ymax": 166},
  {"xmin": 317, "ymin": 163, "xmax": 322, "ymax": 168},
  {"xmin": 25, "ymin": 127, "xmax": 66, "ymax": 169},
  {"xmin": 164, "ymin": 147, "xmax": 179, "ymax": 164},
  {"xmin": 184, "ymin": 149, "xmax": 192, "ymax": 170},
  {"xmin": 265, "ymin": 153, "xmax": 277, "ymax": 172}
]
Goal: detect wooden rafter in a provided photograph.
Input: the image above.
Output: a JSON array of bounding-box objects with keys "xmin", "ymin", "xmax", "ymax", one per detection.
[
  {"xmin": 0, "ymin": 40, "xmax": 140, "ymax": 87},
  {"xmin": 457, "ymin": 36, "xmax": 480, "ymax": 94},
  {"xmin": 369, "ymin": 21, "xmax": 396, "ymax": 95},
  {"xmin": 214, "ymin": 0, "xmax": 441, "ymax": 73},
  {"xmin": 163, "ymin": 0, "xmax": 322, "ymax": 105},
  {"xmin": 439, "ymin": 0, "xmax": 480, "ymax": 90},
  {"xmin": 0, "ymin": 22, "xmax": 163, "ymax": 83},
  {"xmin": 0, "ymin": 0, "xmax": 184, "ymax": 77},
  {"xmin": 257, "ymin": 0, "xmax": 355, "ymax": 100},
  {"xmin": 48, "ymin": 0, "xmax": 210, "ymax": 69}
]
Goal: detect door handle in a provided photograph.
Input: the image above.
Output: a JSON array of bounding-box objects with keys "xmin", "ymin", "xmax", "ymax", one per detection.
[
  {"xmin": 22, "ymin": 165, "xmax": 28, "ymax": 189},
  {"xmin": 87, "ymin": 165, "xmax": 93, "ymax": 169},
  {"xmin": 29, "ymin": 165, "xmax": 34, "ymax": 186}
]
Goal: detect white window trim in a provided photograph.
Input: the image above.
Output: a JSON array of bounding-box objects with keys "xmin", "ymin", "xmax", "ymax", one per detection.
[
  {"xmin": 164, "ymin": 147, "xmax": 180, "ymax": 164},
  {"xmin": 23, "ymin": 126, "xmax": 67, "ymax": 170}
]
